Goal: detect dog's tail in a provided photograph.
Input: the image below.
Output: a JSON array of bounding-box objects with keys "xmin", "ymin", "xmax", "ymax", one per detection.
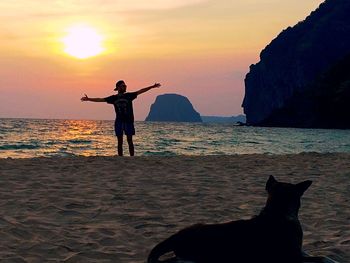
[{"xmin": 148, "ymin": 235, "xmax": 177, "ymax": 263}]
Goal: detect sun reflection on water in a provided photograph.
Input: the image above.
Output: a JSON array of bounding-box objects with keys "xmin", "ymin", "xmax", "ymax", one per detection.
[{"xmin": 1, "ymin": 119, "xmax": 350, "ymax": 158}]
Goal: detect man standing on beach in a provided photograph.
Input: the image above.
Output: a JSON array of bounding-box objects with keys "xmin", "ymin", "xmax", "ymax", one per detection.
[{"xmin": 81, "ymin": 80, "xmax": 161, "ymax": 156}]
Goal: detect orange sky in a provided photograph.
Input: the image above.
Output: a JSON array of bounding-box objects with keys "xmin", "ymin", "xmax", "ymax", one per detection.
[{"xmin": 0, "ymin": 0, "xmax": 323, "ymax": 120}]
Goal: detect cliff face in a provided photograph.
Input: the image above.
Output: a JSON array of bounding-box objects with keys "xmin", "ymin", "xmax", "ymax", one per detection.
[
  {"xmin": 145, "ymin": 94, "xmax": 202, "ymax": 122},
  {"xmin": 261, "ymin": 55, "xmax": 350, "ymax": 128},
  {"xmin": 242, "ymin": 0, "xmax": 350, "ymax": 128}
]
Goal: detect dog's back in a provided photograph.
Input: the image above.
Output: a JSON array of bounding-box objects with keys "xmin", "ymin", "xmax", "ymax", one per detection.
[{"xmin": 148, "ymin": 176, "xmax": 312, "ymax": 263}]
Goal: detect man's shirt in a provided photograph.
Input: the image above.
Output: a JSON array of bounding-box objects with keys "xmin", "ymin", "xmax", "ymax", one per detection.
[{"xmin": 105, "ymin": 92, "xmax": 138, "ymax": 122}]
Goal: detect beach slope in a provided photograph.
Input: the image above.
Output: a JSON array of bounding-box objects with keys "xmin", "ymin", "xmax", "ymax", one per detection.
[{"xmin": 0, "ymin": 153, "xmax": 349, "ymax": 262}]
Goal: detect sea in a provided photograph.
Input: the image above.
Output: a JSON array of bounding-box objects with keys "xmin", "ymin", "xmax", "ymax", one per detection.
[{"xmin": 0, "ymin": 118, "xmax": 350, "ymax": 158}]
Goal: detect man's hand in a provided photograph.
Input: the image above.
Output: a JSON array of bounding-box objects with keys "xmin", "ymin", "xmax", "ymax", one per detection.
[
  {"xmin": 153, "ymin": 83, "xmax": 161, "ymax": 88},
  {"xmin": 81, "ymin": 94, "xmax": 89, "ymax": 102},
  {"xmin": 81, "ymin": 95, "xmax": 105, "ymax": 102}
]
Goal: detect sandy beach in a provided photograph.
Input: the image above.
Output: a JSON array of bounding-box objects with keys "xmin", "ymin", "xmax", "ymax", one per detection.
[{"xmin": 0, "ymin": 153, "xmax": 349, "ymax": 262}]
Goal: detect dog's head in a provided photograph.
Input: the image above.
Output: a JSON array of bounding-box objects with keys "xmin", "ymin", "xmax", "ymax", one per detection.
[{"xmin": 264, "ymin": 175, "xmax": 312, "ymax": 218}]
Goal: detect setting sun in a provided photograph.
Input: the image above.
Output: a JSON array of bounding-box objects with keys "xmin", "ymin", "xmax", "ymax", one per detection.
[{"xmin": 62, "ymin": 25, "xmax": 104, "ymax": 59}]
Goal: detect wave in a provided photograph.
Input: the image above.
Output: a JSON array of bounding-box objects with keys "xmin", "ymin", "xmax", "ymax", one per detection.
[
  {"xmin": 0, "ymin": 144, "xmax": 41, "ymax": 150},
  {"xmin": 67, "ymin": 139, "xmax": 92, "ymax": 144}
]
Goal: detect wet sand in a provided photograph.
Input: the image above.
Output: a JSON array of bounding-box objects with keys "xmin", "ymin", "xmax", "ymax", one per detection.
[{"xmin": 0, "ymin": 153, "xmax": 349, "ymax": 262}]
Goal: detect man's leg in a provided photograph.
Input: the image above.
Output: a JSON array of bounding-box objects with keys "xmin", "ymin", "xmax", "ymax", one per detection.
[
  {"xmin": 127, "ymin": 135, "xmax": 134, "ymax": 156},
  {"xmin": 115, "ymin": 121, "xmax": 124, "ymax": 156},
  {"xmin": 117, "ymin": 135, "xmax": 123, "ymax": 156},
  {"xmin": 125, "ymin": 122, "xmax": 135, "ymax": 156}
]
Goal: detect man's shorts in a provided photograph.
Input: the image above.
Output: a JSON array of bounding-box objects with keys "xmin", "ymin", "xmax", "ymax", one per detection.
[{"xmin": 114, "ymin": 121, "xmax": 135, "ymax": 136}]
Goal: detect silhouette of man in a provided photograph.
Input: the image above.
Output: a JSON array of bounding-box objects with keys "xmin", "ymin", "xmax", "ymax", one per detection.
[{"xmin": 81, "ymin": 80, "xmax": 161, "ymax": 156}]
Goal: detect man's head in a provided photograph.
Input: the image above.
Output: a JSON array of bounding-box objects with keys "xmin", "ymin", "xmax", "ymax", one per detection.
[{"xmin": 114, "ymin": 80, "xmax": 127, "ymax": 93}]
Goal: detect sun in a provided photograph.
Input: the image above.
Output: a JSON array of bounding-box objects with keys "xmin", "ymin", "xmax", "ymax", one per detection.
[{"xmin": 62, "ymin": 25, "xmax": 104, "ymax": 59}]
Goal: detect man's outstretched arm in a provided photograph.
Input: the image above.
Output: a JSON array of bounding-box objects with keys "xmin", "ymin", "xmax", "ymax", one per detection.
[
  {"xmin": 81, "ymin": 94, "xmax": 106, "ymax": 102},
  {"xmin": 136, "ymin": 83, "xmax": 161, "ymax": 95}
]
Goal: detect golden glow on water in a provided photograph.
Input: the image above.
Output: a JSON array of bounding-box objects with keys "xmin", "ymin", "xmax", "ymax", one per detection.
[
  {"xmin": 1, "ymin": 119, "xmax": 350, "ymax": 158},
  {"xmin": 56, "ymin": 120, "xmax": 101, "ymax": 156},
  {"xmin": 62, "ymin": 25, "xmax": 105, "ymax": 59}
]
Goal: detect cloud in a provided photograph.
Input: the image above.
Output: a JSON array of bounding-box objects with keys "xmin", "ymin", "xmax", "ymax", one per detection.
[
  {"xmin": 97, "ymin": 0, "xmax": 208, "ymax": 10},
  {"xmin": 0, "ymin": 0, "xmax": 208, "ymax": 18}
]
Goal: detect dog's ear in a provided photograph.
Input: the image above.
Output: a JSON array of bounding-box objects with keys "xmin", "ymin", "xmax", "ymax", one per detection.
[
  {"xmin": 266, "ymin": 175, "xmax": 278, "ymax": 192},
  {"xmin": 296, "ymin": 180, "xmax": 312, "ymax": 196}
]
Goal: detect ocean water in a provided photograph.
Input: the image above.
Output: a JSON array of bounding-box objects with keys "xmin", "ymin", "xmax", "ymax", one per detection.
[{"xmin": 0, "ymin": 118, "xmax": 350, "ymax": 158}]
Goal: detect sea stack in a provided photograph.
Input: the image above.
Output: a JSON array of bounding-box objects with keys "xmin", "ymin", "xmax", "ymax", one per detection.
[
  {"xmin": 145, "ymin": 94, "xmax": 202, "ymax": 122},
  {"xmin": 242, "ymin": 0, "xmax": 350, "ymax": 129}
]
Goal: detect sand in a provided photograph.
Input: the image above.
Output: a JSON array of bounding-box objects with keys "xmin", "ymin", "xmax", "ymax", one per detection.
[{"xmin": 0, "ymin": 153, "xmax": 349, "ymax": 263}]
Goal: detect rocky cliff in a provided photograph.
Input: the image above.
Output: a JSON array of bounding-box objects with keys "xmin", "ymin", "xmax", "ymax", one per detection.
[
  {"xmin": 145, "ymin": 94, "xmax": 202, "ymax": 122},
  {"xmin": 242, "ymin": 0, "xmax": 350, "ymax": 128}
]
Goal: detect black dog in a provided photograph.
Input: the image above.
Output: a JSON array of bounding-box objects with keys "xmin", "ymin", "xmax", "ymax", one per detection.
[{"xmin": 148, "ymin": 176, "xmax": 323, "ymax": 263}]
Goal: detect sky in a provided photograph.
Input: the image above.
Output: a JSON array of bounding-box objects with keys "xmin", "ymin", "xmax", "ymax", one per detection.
[{"xmin": 0, "ymin": 0, "xmax": 323, "ymax": 120}]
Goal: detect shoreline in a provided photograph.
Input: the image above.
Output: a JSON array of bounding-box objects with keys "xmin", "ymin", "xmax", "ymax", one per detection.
[
  {"xmin": 0, "ymin": 153, "xmax": 349, "ymax": 262},
  {"xmin": 2, "ymin": 151, "xmax": 350, "ymax": 160}
]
